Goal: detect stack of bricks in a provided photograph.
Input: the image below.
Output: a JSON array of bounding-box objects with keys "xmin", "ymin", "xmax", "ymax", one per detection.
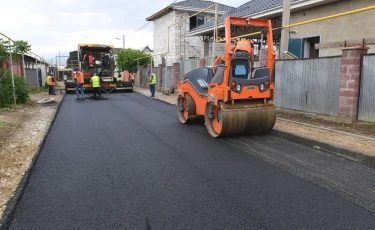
[{"xmin": 338, "ymin": 46, "xmax": 368, "ymax": 121}]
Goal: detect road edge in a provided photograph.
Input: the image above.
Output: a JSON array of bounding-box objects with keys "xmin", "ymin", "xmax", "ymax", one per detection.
[
  {"xmin": 270, "ymin": 129, "xmax": 375, "ymax": 167},
  {"xmin": 0, "ymin": 94, "xmax": 66, "ymax": 230}
]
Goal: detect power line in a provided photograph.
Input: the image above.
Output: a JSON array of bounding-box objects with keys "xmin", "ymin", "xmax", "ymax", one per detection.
[
  {"xmin": 126, "ymin": 21, "xmax": 152, "ymax": 36},
  {"xmin": 125, "ymin": 0, "xmax": 179, "ymax": 36}
]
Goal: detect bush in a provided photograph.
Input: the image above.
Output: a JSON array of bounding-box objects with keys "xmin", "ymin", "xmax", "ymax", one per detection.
[{"xmin": 0, "ymin": 69, "xmax": 29, "ymax": 107}]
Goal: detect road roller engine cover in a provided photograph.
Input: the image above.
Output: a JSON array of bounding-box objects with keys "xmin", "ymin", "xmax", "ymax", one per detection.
[{"xmin": 176, "ymin": 16, "xmax": 277, "ymax": 137}]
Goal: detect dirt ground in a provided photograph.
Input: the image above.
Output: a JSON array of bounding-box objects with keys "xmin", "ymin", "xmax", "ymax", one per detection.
[
  {"xmin": 133, "ymin": 87, "xmax": 375, "ymax": 155},
  {"xmin": 0, "ymin": 92, "xmax": 63, "ymax": 219}
]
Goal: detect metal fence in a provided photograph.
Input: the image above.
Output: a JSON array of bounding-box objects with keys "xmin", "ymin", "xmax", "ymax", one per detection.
[
  {"xmin": 180, "ymin": 59, "xmax": 200, "ymax": 79},
  {"xmin": 161, "ymin": 66, "xmax": 173, "ymax": 91},
  {"xmin": 275, "ymin": 57, "xmax": 342, "ymax": 116},
  {"xmin": 358, "ymin": 55, "xmax": 375, "ymax": 122}
]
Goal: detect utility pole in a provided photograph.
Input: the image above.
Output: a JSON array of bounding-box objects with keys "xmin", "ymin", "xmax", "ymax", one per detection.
[
  {"xmin": 280, "ymin": 0, "xmax": 291, "ymax": 58},
  {"xmin": 123, "ymin": 34, "xmax": 125, "ymax": 49},
  {"xmin": 8, "ymin": 39, "xmax": 16, "ymax": 105}
]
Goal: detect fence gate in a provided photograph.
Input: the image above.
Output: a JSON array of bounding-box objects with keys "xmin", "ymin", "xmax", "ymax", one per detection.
[
  {"xmin": 275, "ymin": 57, "xmax": 341, "ymax": 116},
  {"xmin": 358, "ymin": 55, "xmax": 375, "ymax": 122}
]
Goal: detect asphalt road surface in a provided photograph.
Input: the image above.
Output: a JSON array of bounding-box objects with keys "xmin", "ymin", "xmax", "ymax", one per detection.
[{"xmin": 7, "ymin": 93, "xmax": 375, "ymax": 229}]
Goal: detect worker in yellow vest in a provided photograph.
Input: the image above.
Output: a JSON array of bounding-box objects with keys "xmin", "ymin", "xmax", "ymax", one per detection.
[
  {"xmin": 48, "ymin": 74, "xmax": 56, "ymax": 95},
  {"xmin": 148, "ymin": 71, "xmax": 156, "ymax": 97},
  {"xmin": 90, "ymin": 73, "xmax": 101, "ymax": 100},
  {"xmin": 117, "ymin": 74, "xmax": 122, "ymax": 82}
]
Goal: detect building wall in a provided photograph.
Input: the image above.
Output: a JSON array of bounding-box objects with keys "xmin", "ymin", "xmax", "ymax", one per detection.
[
  {"xmin": 152, "ymin": 9, "xmax": 224, "ymax": 66},
  {"xmin": 153, "ymin": 10, "xmax": 176, "ymax": 66},
  {"xmin": 290, "ymin": 0, "xmax": 375, "ymax": 56}
]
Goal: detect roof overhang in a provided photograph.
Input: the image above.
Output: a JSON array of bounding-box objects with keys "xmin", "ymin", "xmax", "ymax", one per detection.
[
  {"xmin": 189, "ymin": 0, "xmax": 340, "ymax": 37},
  {"xmin": 172, "ymin": 6, "xmax": 228, "ymax": 15},
  {"xmin": 146, "ymin": 6, "xmax": 173, "ymax": 21}
]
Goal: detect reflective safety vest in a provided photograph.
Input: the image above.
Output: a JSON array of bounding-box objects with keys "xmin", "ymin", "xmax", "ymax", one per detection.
[
  {"xmin": 76, "ymin": 71, "xmax": 84, "ymax": 84},
  {"xmin": 150, "ymin": 73, "xmax": 156, "ymax": 85},
  {"xmin": 117, "ymin": 76, "xmax": 122, "ymax": 81},
  {"xmin": 91, "ymin": 75, "xmax": 100, "ymax": 88},
  {"xmin": 48, "ymin": 76, "xmax": 55, "ymax": 86}
]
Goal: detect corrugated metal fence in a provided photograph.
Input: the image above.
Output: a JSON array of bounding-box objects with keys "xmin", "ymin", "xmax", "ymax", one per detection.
[
  {"xmin": 358, "ymin": 55, "xmax": 375, "ymax": 122},
  {"xmin": 161, "ymin": 66, "xmax": 173, "ymax": 90},
  {"xmin": 180, "ymin": 59, "xmax": 200, "ymax": 79},
  {"xmin": 275, "ymin": 57, "xmax": 341, "ymax": 116}
]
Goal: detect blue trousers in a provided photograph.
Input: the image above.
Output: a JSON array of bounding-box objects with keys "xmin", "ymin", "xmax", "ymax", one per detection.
[
  {"xmin": 149, "ymin": 84, "xmax": 155, "ymax": 96},
  {"xmin": 76, "ymin": 84, "xmax": 84, "ymax": 99},
  {"xmin": 49, "ymin": 86, "xmax": 55, "ymax": 94}
]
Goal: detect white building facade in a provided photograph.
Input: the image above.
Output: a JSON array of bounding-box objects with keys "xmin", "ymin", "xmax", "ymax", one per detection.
[{"xmin": 146, "ymin": 0, "xmax": 234, "ymax": 67}]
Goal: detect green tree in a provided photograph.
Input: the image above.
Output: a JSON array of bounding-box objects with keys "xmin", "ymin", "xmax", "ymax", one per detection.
[
  {"xmin": 116, "ymin": 49, "xmax": 151, "ymax": 73},
  {"xmin": 0, "ymin": 38, "xmax": 31, "ymax": 62}
]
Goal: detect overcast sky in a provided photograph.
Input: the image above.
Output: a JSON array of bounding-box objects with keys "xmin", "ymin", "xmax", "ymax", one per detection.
[{"xmin": 0, "ymin": 0, "xmax": 246, "ymax": 64}]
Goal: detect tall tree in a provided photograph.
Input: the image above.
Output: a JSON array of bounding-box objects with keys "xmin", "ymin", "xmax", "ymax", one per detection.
[
  {"xmin": 0, "ymin": 39, "xmax": 31, "ymax": 62},
  {"xmin": 116, "ymin": 49, "xmax": 151, "ymax": 73}
]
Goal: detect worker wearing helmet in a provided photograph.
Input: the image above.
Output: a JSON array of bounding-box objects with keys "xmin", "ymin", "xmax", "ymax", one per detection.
[
  {"xmin": 148, "ymin": 71, "xmax": 156, "ymax": 97},
  {"xmin": 90, "ymin": 73, "xmax": 101, "ymax": 100},
  {"xmin": 75, "ymin": 68, "xmax": 85, "ymax": 101}
]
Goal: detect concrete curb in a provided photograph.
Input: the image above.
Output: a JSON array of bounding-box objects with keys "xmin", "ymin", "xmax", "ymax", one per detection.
[
  {"xmin": 270, "ymin": 129, "xmax": 375, "ymax": 168},
  {"xmin": 0, "ymin": 93, "xmax": 66, "ymax": 230}
]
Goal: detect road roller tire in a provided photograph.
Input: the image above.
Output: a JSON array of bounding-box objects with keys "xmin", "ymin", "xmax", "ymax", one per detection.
[
  {"xmin": 177, "ymin": 94, "xmax": 196, "ymax": 124},
  {"xmin": 205, "ymin": 102, "xmax": 276, "ymax": 138}
]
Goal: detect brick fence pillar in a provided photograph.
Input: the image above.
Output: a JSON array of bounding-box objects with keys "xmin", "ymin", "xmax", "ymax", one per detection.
[
  {"xmin": 260, "ymin": 48, "xmax": 268, "ymax": 67},
  {"xmin": 172, "ymin": 62, "xmax": 180, "ymax": 90},
  {"xmin": 157, "ymin": 64, "xmax": 163, "ymax": 91},
  {"xmin": 338, "ymin": 46, "xmax": 368, "ymax": 121},
  {"xmin": 199, "ymin": 58, "xmax": 206, "ymax": 67}
]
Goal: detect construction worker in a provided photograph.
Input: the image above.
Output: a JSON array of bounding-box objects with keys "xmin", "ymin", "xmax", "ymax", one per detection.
[
  {"xmin": 63, "ymin": 72, "xmax": 67, "ymax": 83},
  {"xmin": 131, "ymin": 73, "xmax": 135, "ymax": 85},
  {"xmin": 148, "ymin": 71, "xmax": 156, "ymax": 97},
  {"xmin": 90, "ymin": 73, "xmax": 101, "ymax": 100},
  {"xmin": 117, "ymin": 74, "xmax": 122, "ymax": 82},
  {"xmin": 48, "ymin": 74, "xmax": 56, "ymax": 95},
  {"xmin": 75, "ymin": 68, "xmax": 85, "ymax": 101}
]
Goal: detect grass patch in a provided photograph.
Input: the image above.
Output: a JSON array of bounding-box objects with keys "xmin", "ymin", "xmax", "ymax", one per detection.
[
  {"xmin": 29, "ymin": 87, "xmax": 48, "ymax": 94},
  {"xmin": 0, "ymin": 121, "xmax": 6, "ymax": 127},
  {"xmin": 366, "ymin": 122, "xmax": 375, "ymax": 127}
]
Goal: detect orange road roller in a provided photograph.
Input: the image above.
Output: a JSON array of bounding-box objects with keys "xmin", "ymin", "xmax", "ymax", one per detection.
[{"xmin": 176, "ymin": 16, "xmax": 276, "ymax": 137}]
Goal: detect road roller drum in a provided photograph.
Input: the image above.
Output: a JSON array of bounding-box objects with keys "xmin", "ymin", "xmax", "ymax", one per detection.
[{"xmin": 204, "ymin": 102, "xmax": 276, "ymax": 137}]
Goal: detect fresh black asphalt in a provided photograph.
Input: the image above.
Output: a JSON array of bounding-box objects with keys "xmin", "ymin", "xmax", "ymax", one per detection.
[{"xmin": 7, "ymin": 93, "xmax": 375, "ymax": 229}]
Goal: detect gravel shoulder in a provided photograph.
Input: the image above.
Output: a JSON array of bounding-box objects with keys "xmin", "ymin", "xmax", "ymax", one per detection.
[
  {"xmin": 0, "ymin": 93, "xmax": 63, "ymax": 220},
  {"xmin": 133, "ymin": 87, "xmax": 375, "ymax": 155}
]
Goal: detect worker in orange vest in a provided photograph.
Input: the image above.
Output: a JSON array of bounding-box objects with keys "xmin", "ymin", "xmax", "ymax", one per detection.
[
  {"xmin": 75, "ymin": 68, "xmax": 85, "ymax": 101},
  {"xmin": 48, "ymin": 74, "xmax": 56, "ymax": 95}
]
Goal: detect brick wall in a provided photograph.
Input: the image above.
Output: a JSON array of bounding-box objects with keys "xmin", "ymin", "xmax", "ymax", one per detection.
[
  {"xmin": 172, "ymin": 63, "xmax": 180, "ymax": 90},
  {"xmin": 0, "ymin": 61, "xmax": 24, "ymax": 77},
  {"xmin": 338, "ymin": 46, "xmax": 368, "ymax": 121},
  {"xmin": 199, "ymin": 58, "xmax": 206, "ymax": 67},
  {"xmin": 157, "ymin": 64, "xmax": 163, "ymax": 90}
]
